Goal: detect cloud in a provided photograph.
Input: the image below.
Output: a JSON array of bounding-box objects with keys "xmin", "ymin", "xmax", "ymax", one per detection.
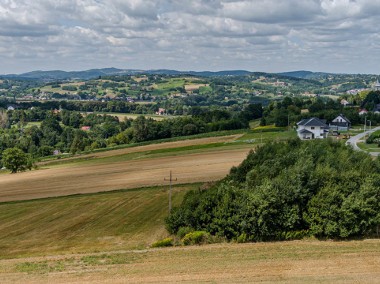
[{"xmin": 0, "ymin": 0, "xmax": 379, "ymax": 73}]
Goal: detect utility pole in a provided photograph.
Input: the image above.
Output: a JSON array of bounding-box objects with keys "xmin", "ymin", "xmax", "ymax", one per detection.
[
  {"xmin": 164, "ymin": 171, "xmax": 177, "ymax": 213},
  {"xmin": 364, "ymin": 116, "xmax": 367, "ymax": 132}
]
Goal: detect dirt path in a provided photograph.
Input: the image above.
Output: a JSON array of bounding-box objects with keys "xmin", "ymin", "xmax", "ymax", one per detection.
[{"xmin": 0, "ymin": 135, "xmax": 249, "ymax": 202}]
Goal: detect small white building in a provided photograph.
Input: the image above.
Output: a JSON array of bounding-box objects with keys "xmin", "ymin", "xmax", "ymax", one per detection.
[
  {"xmin": 297, "ymin": 117, "xmax": 328, "ymax": 140},
  {"xmin": 374, "ymin": 80, "xmax": 380, "ymax": 91}
]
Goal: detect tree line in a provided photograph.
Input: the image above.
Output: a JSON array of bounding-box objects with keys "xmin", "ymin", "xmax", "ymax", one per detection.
[
  {"xmin": 0, "ymin": 106, "xmax": 256, "ymax": 170},
  {"xmin": 166, "ymin": 139, "xmax": 380, "ymax": 240}
]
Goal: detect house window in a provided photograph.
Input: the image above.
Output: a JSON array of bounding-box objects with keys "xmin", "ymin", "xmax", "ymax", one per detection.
[{"xmin": 311, "ymin": 127, "xmax": 315, "ymax": 129}]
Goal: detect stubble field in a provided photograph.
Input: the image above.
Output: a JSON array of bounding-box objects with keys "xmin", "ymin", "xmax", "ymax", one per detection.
[{"xmin": 0, "ymin": 135, "xmax": 249, "ymax": 202}]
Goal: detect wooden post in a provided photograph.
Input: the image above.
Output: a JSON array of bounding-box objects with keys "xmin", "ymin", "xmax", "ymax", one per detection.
[{"xmin": 164, "ymin": 171, "xmax": 177, "ymax": 213}]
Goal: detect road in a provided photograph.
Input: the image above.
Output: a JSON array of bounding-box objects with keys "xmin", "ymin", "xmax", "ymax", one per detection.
[{"xmin": 346, "ymin": 126, "xmax": 380, "ymax": 156}]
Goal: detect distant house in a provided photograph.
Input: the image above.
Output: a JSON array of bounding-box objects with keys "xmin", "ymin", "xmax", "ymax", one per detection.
[
  {"xmin": 156, "ymin": 108, "xmax": 166, "ymax": 115},
  {"xmin": 359, "ymin": 109, "xmax": 368, "ymax": 116},
  {"xmin": 340, "ymin": 99, "xmax": 350, "ymax": 106},
  {"xmin": 374, "ymin": 80, "xmax": 380, "ymax": 91},
  {"xmin": 6, "ymin": 104, "xmax": 17, "ymax": 111},
  {"xmin": 297, "ymin": 117, "xmax": 328, "ymax": 140},
  {"xmin": 329, "ymin": 114, "xmax": 351, "ymax": 131},
  {"xmin": 81, "ymin": 126, "xmax": 91, "ymax": 131},
  {"xmin": 52, "ymin": 108, "xmax": 60, "ymax": 115}
]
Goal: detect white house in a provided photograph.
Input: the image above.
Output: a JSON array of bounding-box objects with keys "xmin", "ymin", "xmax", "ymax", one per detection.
[
  {"xmin": 297, "ymin": 117, "xmax": 328, "ymax": 140},
  {"xmin": 329, "ymin": 114, "xmax": 351, "ymax": 131},
  {"xmin": 374, "ymin": 80, "xmax": 380, "ymax": 91}
]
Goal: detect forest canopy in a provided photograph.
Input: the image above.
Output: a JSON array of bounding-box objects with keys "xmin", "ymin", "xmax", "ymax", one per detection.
[{"xmin": 166, "ymin": 139, "xmax": 380, "ymax": 241}]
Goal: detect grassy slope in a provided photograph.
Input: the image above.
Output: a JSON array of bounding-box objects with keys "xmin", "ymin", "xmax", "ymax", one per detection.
[
  {"xmin": 0, "ymin": 184, "xmax": 199, "ymax": 259},
  {"xmin": 1, "ymin": 240, "xmax": 380, "ymax": 283}
]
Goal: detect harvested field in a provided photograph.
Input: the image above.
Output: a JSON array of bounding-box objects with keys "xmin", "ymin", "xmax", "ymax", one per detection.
[
  {"xmin": 0, "ymin": 135, "xmax": 248, "ymax": 202},
  {"xmin": 1, "ymin": 240, "xmax": 380, "ymax": 283},
  {"xmin": 185, "ymin": 83, "xmax": 209, "ymax": 92},
  {"xmin": 75, "ymin": 134, "xmax": 242, "ymax": 160}
]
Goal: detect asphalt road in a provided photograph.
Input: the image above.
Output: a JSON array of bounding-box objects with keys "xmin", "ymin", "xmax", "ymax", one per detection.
[{"xmin": 346, "ymin": 126, "xmax": 380, "ymax": 156}]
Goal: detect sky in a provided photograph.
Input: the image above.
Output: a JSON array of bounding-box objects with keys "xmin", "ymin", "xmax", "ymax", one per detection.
[{"xmin": 0, "ymin": 0, "xmax": 380, "ymax": 74}]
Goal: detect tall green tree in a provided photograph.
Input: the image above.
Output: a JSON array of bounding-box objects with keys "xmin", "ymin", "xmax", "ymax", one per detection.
[{"xmin": 1, "ymin": 147, "xmax": 33, "ymax": 173}]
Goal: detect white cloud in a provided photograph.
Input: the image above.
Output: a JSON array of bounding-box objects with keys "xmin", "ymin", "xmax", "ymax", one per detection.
[{"xmin": 0, "ymin": 0, "xmax": 379, "ymax": 73}]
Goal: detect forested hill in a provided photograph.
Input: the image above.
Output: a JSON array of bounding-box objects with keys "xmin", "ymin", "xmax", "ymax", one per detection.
[
  {"xmin": 166, "ymin": 139, "xmax": 380, "ymax": 241},
  {"xmin": 1, "ymin": 68, "xmax": 358, "ymax": 80},
  {"xmin": 1, "ymin": 68, "xmax": 253, "ymax": 80}
]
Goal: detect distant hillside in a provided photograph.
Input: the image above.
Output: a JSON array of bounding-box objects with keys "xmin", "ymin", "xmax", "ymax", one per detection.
[
  {"xmin": 144, "ymin": 69, "xmax": 253, "ymax": 77},
  {"xmin": 2, "ymin": 68, "xmax": 363, "ymax": 81},
  {"xmin": 278, "ymin": 70, "xmax": 331, "ymax": 79},
  {"xmin": 3, "ymin": 68, "xmax": 143, "ymax": 80},
  {"xmin": 2, "ymin": 68, "xmax": 254, "ymax": 80}
]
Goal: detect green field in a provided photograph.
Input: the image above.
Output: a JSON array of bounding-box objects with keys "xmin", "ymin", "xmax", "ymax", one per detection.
[
  {"xmin": 238, "ymin": 129, "xmax": 297, "ymax": 144},
  {"xmin": 151, "ymin": 78, "xmax": 186, "ymax": 96},
  {"xmin": 0, "ymin": 184, "xmax": 198, "ymax": 259},
  {"xmin": 358, "ymin": 142, "xmax": 380, "ymax": 152}
]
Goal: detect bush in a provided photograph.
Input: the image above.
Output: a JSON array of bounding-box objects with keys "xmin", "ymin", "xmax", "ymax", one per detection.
[
  {"xmin": 151, "ymin": 237, "xmax": 173, "ymax": 248},
  {"xmin": 366, "ymin": 130, "xmax": 380, "ymax": 144},
  {"xmin": 236, "ymin": 233, "xmax": 248, "ymax": 243},
  {"xmin": 182, "ymin": 231, "xmax": 211, "ymax": 246},
  {"xmin": 250, "ymin": 126, "xmax": 286, "ymax": 133},
  {"xmin": 177, "ymin": 227, "xmax": 193, "ymax": 239}
]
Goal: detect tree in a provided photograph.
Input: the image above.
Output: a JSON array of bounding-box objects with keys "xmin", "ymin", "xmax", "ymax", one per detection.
[
  {"xmin": 0, "ymin": 109, "xmax": 8, "ymax": 128},
  {"xmin": 1, "ymin": 147, "xmax": 33, "ymax": 173}
]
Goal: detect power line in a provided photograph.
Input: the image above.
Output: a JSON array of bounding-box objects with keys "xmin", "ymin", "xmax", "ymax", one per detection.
[{"xmin": 164, "ymin": 170, "xmax": 177, "ymax": 213}]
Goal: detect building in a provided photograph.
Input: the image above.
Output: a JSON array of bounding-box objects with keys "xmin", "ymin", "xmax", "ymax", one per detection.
[
  {"xmin": 340, "ymin": 99, "xmax": 350, "ymax": 106},
  {"xmin": 297, "ymin": 117, "xmax": 328, "ymax": 140},
  {"xmin": 374, "ymin": 80, "xmax": 380, "ymax": 91},
  {"xmin": 358, "ymin": 109, "xmax": 368, "ymax": 116},
  {"xmin": 329, "ymin": 114, "xmax": 351, "ymax": 131},
  {"xmin": 156, "ymin": 108, "xmax": 166, "ymax": 115}
]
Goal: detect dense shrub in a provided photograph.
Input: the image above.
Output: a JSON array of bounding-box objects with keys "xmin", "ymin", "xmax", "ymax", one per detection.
[
  {"xmin": 366, "ymin": 130, "xmax": 380, "ymax": 144},
  {"xmin": 166, "ymin": 139, "xmax": 380, "ymax": 240},
  {"xmin": 182, "ymin": 231, "xmax": 211, "ymax": 246},
  {"xmin": 151, "ymin": 237, "xmax": 173, "ymax": 248},
  {"xmin": 176, "ymin": 227, "xmax": 194, "ymax": 239}
]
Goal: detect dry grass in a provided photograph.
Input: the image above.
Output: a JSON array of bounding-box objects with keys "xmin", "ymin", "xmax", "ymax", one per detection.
[
  {"xmin": 1, "ymin": 240, "xmax": 379, "ymax": 283},
  {"xmin": 184, "ymin": 83, "xmax": 209, "ymax": 92}
]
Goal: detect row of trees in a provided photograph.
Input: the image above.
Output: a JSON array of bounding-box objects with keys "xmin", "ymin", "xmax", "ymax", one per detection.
[
  {"xmin": 260, "ymin": 95, "xmax": 380, "ymax": 127},
  {"xmin": 166, "ymin": 139, "xmax": 380, "ymax": 240},
  {"xmin": 0, "ymin": 107, "xmax": 253, "ymax": 169}
]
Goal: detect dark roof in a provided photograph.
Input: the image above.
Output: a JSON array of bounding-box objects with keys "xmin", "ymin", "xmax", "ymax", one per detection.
[
  {"xmin": 335, "ymin": 114, "xmax": 351, "ymax": 124},
  {"xmin": 298, "ymin": 129, "xmax": 314, "ymax": 135},
  {"xmin": 297, "ymin": 117, "xmax": 327, "ymax": 127}
]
